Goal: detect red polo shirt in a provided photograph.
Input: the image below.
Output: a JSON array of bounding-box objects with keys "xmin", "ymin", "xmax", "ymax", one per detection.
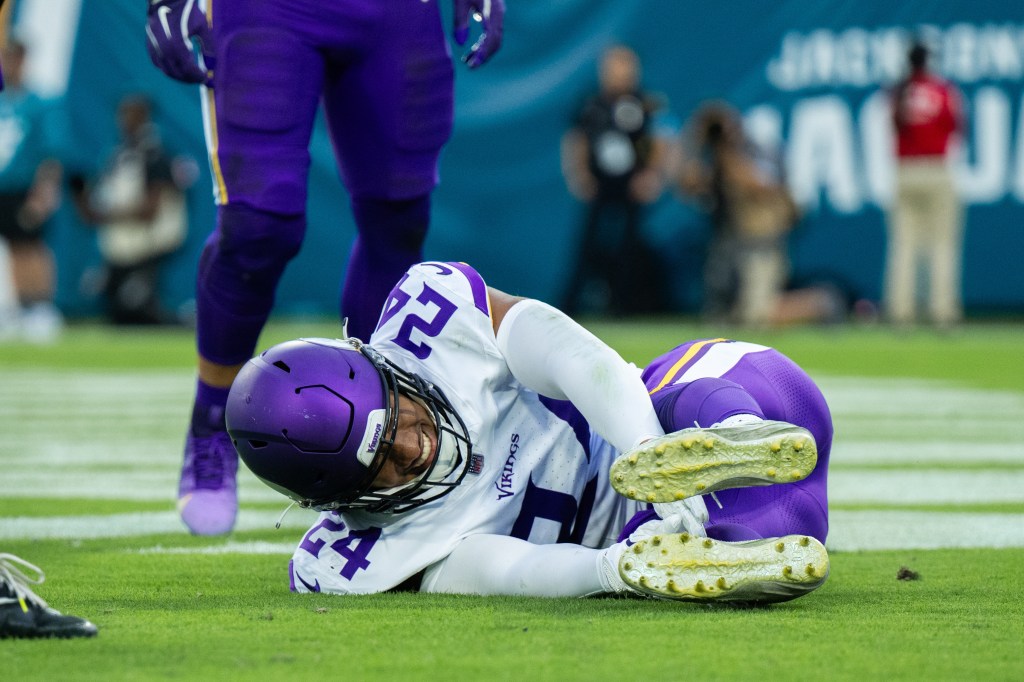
[{"xmin": 892, "ymin": 71, "xmax": 962, "ymax": 158}]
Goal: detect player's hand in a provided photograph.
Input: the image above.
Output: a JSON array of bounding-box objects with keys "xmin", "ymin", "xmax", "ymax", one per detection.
[
  {"xmin": 453, "ymin": 0, "xmax": 504, "ymax": 69},
  {"xmin": 145, "ymin": 0, "xmax": 214, "ymax": 86}
]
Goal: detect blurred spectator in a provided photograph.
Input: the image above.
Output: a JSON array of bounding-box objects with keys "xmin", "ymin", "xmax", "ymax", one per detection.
[
  {"xmin": 677, "ymin": 102, "xmax": 793, "ymax": 324},
  {"xmin": 560, "ymin": 45, "xmax": 668, "ymax": 316},
  {"xmin": 0, "ymin": 39, "xmax": 63, "ymax": 342},
  {"xmin": 676, "ymin": 101, "xmax": 843, "ymax": 327},
  {"xmin": 885, "ymin": 41, "xmax": 965, "ymax": 329},
  {"xmin": 71, "ymin": 95, "xmax": 191, "ymax": 325}
]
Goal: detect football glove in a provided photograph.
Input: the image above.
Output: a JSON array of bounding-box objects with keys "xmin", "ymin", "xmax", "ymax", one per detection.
[
  {"xmin": 453, "ymin": 0, "xmax": 505, "ymax": 69},
  {"xmin": 145, "ymin": 0, "xmax": 214, "ymax": 85}
]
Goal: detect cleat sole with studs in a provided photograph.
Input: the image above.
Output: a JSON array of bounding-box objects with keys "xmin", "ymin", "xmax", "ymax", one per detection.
[
  {"xmin": 619, "ymin": 533, "xmax": 829, "ymax": 604},
  {"xmin": 610, "ymin": 420, "xmax": 818, "ymax": 503}
]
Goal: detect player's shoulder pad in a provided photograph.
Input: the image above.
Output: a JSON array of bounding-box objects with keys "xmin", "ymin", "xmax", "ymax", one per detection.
[{"xmin": 411, "ymin": 261, "xmax": 491, "ymax": 318}]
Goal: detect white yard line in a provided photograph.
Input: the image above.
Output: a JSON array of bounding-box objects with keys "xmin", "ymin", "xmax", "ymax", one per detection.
[
  {"xmin": 2, "ymin": 369, "xmax": 1023, "ymax": 552},
  {"xmin": 829, "ymin": 470, "xmax": 1024, "ymax": 504},
  {"xmin": 0, "ymin": 509, "xmax": 319, "ymax": 540},
  {"xmin": 827, "ymin": 510, "xmax": 1024, "ymax": 551}
]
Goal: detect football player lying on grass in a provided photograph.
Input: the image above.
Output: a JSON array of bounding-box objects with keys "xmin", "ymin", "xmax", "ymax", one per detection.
[{"xmin": 226, "ymin": 261, "xmax": 832, "ymax": 603}]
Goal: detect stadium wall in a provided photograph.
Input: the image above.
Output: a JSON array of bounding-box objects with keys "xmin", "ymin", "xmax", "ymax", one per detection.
[{"xmin": 13, "ymin": 0, "xmax": 1024, "ymax": 317}]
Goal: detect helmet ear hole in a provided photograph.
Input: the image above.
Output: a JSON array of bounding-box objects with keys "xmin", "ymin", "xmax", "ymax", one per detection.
[
  {"xmin": 273, "ymin": 360, "xmax": 291, "ymax": 372},
  {"xmin": 248, "ymin": 439, "xmax": 268, "ymax": 449}
]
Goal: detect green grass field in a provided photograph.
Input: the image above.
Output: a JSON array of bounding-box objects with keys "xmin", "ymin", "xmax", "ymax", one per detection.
[{"xmin": 3, "ymin": 320, "xmax": 1023, "ymax": 680}]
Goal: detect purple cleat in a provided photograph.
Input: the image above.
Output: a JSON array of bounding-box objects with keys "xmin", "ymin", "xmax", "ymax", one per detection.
[{"xmin": 177, "ymin": 430, "xmax": 238, "ymax": 535}]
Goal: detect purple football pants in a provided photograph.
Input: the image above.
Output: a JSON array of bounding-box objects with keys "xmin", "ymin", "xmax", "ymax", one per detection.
[
  {"xmin": 635, "ymin": 340, "xmax": 832, "ymax": 543},
  {"xmin": 196, "ymin": 0, "xmax": 454, "ymax": 363}
]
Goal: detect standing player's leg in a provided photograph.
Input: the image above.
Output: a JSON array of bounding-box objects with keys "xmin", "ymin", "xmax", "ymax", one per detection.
[
  {"xmin": 321, "ymin": 0, "xmax": 454, "ymax": 342},
  {"xmin": 179, "ymin": 1, "xmax": 325, "ymax": 535}
]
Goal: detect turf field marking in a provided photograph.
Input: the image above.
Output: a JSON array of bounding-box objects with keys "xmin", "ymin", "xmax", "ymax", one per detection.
[
  {"xmin": 829, "ymin": 470, "xmax": 1024, "ymax": 504},
  {"xmin": 831, "ymin": 441, "xmax": 1023, "ymax": 465},
  {"xmin": 3, "ymin": 508, "xmax": 1021, "ymax": 552},
  {"xmin": 135, "ymin": 541, "xmax": 300, "ymax": 555},
  {"xmin": 827, "ymin": 510, "xmax": 1024, "ymax": 550},
  {"xmin": 3, "ymin": 368, "xmax": 1023, "ymax": 552},
  {"xmin": 0, "ymin": 509, "xmax": 319, "ymax": 540}
]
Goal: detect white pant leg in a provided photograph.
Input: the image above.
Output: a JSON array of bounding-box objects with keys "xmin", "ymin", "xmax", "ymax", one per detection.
[
  {"xmin": 885, "ymin": 167, "xmax": 921, "ymax": 324},
  {"xmin": 923, "ymin": 167, "xmax": 963, "ymax": 325}
]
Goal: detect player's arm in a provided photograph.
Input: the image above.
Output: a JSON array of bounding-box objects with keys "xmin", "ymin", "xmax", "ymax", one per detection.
[
  {"xmin": 487, "ymin": 288, "xmax": 663, "ymax": 453},
  {"xmin": 421, "ymin": 533, "xmax": 608, "ymax": 597},
  {"xmin": 421, "ymin": 505, "xmax": 705, "ymax": 598}
]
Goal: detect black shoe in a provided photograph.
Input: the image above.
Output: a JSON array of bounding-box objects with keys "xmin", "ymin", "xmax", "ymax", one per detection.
[{"xmin": 0, "ymin": 554, "xmax": 98, "ymax": 639}]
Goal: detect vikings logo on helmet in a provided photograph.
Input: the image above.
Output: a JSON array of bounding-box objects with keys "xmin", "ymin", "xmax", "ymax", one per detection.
[{"xmin": 225, "ymin": 337, "xmax": 473, "ymax": 514}]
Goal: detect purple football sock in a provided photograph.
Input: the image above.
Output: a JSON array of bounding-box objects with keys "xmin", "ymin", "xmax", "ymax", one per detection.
[
  {"xmin": 651, "ymin": 377, "xmax": 765, "ymax": 432},
  {"xmin": 190, "ymin": 381, "xmax": 231, "ymax": 437},
  {"xmin": 341, "ymin": 194, "xmax": 429, "ymax": 341}
]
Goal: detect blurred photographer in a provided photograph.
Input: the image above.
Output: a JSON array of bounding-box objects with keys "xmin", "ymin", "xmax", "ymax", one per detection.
[
  {"xmin": 72, "ymin": 95, "xmax": 191, "ymax": 325},
  {"xmin": 677, "ymin": 102, "xmax": 823, "ymax": 326}
]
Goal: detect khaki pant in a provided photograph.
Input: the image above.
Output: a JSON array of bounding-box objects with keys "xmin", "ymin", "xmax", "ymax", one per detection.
[
  {"xmin": 734, "ymin": 244, "xmax": 787, "ymax": 326},
  {"xmin": 884, "ymin": 158, "xmax": 964, "ymax": 325}
]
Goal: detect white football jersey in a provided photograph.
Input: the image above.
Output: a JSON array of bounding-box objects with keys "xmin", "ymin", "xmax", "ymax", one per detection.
[{"xmin": 289, "ymin": 262, "xmax": 640, "ymax": 594}]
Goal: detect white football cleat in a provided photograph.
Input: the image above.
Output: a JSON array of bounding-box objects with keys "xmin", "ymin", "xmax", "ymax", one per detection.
[
  {"xmin": 620, "ymin": 533, "xmax": 829, "ymax": 604},
  {"xmin": 610, "ymin": 420, "xmax": 817, "ymax": 503}
]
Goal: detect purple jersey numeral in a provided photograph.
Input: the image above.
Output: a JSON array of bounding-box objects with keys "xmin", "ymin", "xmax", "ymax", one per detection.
[
  {"xmin": 376, "ymin": 266, "xmax": 460, "ymax": 357},
  {"xmin": 331, "ymin": 527, "xmax": 383, "ymax": 580},
  {"xmin": 298, "ymin": 516, "xmax": 348, "ymax": 558},
  {"xmin": 509, "ymin": 475, "xmax": 597, "ymax": 544},
  {"xmin": 392, "ymin": 284, "xmax": 458, "ymax": 359},
  {"xmin": 299, "ymin": 518, "xmax": 382, "ymax": 581},
  {"xmin": 376, "ymin": 273, "xmax": 412, "ymax": 333}
]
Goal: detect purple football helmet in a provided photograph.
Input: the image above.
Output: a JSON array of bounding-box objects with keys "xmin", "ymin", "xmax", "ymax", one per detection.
[{"xmin": 226, "ymin": 338, "xmax": 473, "ymax": 514}]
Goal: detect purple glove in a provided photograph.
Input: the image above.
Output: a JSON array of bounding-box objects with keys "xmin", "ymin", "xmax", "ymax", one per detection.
[
  {"xmin": 453, "ymin": 0, "xmax": 505, "ymax": 69},
  {"xmin": 145, "ymin": 0, "xmax": 214, "ymax": 85}
]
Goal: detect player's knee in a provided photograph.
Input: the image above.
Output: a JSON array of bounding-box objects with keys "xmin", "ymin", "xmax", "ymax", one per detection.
[
  {"xmin": 206, "ymin": 204, "xmax": 305, "ymax": 286},
  {"xmin": 651, "ymin": 378, "xmax": 763, "ymax": 432}
]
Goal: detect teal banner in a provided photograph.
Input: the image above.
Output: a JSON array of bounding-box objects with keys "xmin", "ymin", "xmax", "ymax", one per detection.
[{"xmin": 24, "ymin": 0, "xmax": 1024, "ymax": 316}]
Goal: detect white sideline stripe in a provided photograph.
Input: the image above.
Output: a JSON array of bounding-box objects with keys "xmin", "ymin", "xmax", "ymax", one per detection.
[
  {"xmin": 136, "ymin": 541, "xmax": 298, "ymax": 555},
  {"xmin": 829, "ymin": 470, "xmax": 1024, "ymax": 503},
  {"xmin": 0, "ymin": 471, "xmax": 286, "ymax": 502},
  {"xmin": 1, "ymin": 508, "xmax": 1022, "ymax": 552},
  {"xmin": 0, "ymin": 509, "xmax": 320, "ymax": 540},
  {"xmin": 5, "ymin": 468, "xmax": 1023, "ymax": 505},
  {"xmin": 816, "ymin": 377, "xmax": 1024, "ymax": 413},
  {"xmin": 828, "ymin": 510, "xmax": 1024, "ymax": 551},
  {"xmin": 832, "ymin": 441, "xmax": 1024, "ymax": 464},
  {"xmin": 3, "ymin": 369, "xmax": 1024, "ymax": 552}
]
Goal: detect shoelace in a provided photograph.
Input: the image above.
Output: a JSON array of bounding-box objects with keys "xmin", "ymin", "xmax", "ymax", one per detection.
[
  {"xmin": 0, "ymin": 553, "xmax": 49, "ymax": 612},
  {"xmin": 192, "ymin": 436, "xmax": 228, "ymax": 489}
]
